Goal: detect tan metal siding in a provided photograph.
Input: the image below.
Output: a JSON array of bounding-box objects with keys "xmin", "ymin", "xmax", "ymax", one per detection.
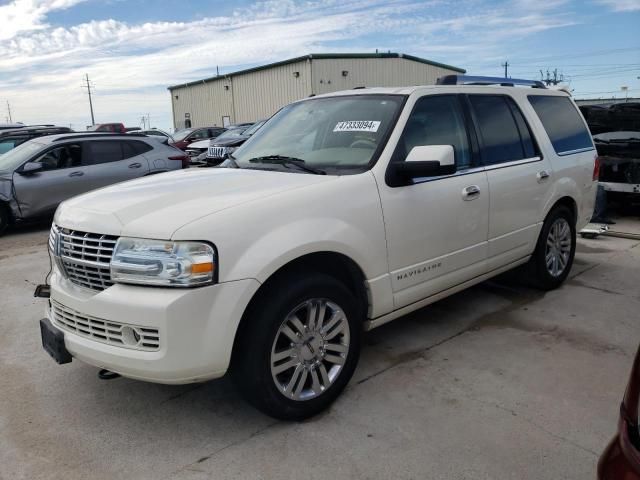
[
  {"xmin": 310, "ymin": 58, "xmax": 458, "ymax": 95},
  {"xmin": 231, "ymin": 60, "xmax": 311, "ymax": 123},
  {"xmin": 170, "ymin": 79, "xmax": 234, "ymax": 130}
]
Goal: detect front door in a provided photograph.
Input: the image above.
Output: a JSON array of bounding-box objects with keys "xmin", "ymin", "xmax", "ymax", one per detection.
[
  {"xmin": 375, "ymin": 94, "xmax": 489, "ymax": 309},
  {"xmin": 13, "ymin": 143, "xmax": 89, "ymax": 218}
]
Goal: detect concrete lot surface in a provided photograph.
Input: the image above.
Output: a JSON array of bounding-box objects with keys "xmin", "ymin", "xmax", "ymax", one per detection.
[{"xmin": 1, "ymin": 221, "xmax": 639, "ymax": 480}]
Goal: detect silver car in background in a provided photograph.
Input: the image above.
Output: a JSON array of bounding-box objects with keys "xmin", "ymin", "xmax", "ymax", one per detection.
[{"xmin": 0, "ymin": 133, "xmax": 188, "ymax": 235}]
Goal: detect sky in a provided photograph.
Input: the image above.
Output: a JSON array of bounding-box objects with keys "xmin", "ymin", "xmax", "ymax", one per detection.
[{"xmin": 0, "ymin": 0, "xmax": 639, "ymax": 132}]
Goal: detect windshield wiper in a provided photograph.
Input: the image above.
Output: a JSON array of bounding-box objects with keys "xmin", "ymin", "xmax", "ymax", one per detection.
[{"xmin": 248, "ymin": 155, "xmax": 326, "ymax": 175}]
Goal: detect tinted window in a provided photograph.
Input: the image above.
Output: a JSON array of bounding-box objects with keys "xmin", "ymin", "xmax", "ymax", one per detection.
[
  {"xmin": 470, "ymin": 95, "xmax": 527, "ymax": 165},
  {"xmin": 190, "ymin": 129, "xmax": 209, "ymax": 140},
  {"xmin": 34, "ymin": 144, "xmax": 82, "ymax": 170},
  {"xmin": 87, "ymin": 141, "xmax": 123, "ymax": 165},
  {"xmin": 528, "ymin": 95, "xmax": 593, "ymax": 154},
  {"xmin": 396, "ymin": 95, "xmax": 472, "ymax": 169},
  {"xmin": 125, "ymin": 140, "xmax": 152, "ymax": 156},
  {"xmin": 0, "ymin": 138, "xmax": 19, "ymax": 154}
]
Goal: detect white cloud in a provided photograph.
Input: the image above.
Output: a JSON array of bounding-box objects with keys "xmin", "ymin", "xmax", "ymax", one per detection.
[
  {"xmin": 594, "ymin": 0, "xmax": 640, "ymax": 11},
  {"xmin": 0, "ymin": 0, "xmax": 88, "ymax": 41}
]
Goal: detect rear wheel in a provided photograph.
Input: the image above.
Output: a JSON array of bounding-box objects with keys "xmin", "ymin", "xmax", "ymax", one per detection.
[
  {"xmin": 525, "ymin": 205, "xmax": 576, "ymax": 290},
  {"xmin": 232, "ymin": 273, "xmax": 361, "ymax": 420}
]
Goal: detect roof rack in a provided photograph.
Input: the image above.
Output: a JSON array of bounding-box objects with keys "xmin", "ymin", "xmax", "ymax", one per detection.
[
  {"xmin": 437, "ymin": 75, "xmax": 546, "ymax": 89},
  {"xmin": 52, "ymin": 132, "xmax": 148, "ymax": 142}
]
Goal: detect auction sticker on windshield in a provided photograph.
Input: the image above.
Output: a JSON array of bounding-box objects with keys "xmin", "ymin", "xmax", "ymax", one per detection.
[{"xmin": 333, "ymin": 121, "xmax": 381, "ymax": 133}]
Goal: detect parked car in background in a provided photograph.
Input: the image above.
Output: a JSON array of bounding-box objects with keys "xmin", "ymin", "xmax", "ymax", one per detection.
[
  {"xmin": 38, "ymin": 77, "xmax": 597, "ymax": 419},
  {"xmin": 0, "ymin": 123, "xmax": 26, "ymax": 130},
  {"xmin": 594, "ymin": 131, "xmax": 640, "ymax": 200},
  {"xmin": 0, "ymin": 126, "xmax": 74, "ymax": 155},
  {"xmin": 172, "ymin": 126, "xmax": 226, "ymax": 150},
  {"xmin": 185, "ymin": 126, "xmax": 246, "ymax": 161},
  {"xmin": 88, "ymin": 123, "xmax": 127, "ymax": 133},
  {"xmin": 598, "ymin": 344, "xmax": 640, "ymax": 479},
  {"xmin": 135, "ymin": 129, "xmax": 174, "ymax": 143},
  {"xmin": 204, "ymin": 120, "xmax": 266, "ymax": 165},
  {"xmin": 0, "ymin": 133, "xmax": 188, "ymax": 235}
]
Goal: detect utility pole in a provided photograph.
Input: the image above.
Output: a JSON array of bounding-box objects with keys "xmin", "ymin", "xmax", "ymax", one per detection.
[
  {"xmin": 501, "ymin": 60, "xmax": 509, "ymax": 78},
  {"xmin": 6, "ymin": 101, "xmax": 12, "ymax": 123},
  {"xmin": 540, "ymin": 69, "xmax": 564, "ymax": 86},
  {"xmin": 82, "ymin": 74, "xmax": 95, "ymax": 126}
]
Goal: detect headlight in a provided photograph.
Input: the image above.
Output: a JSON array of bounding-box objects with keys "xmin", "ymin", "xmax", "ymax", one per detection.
[{"xmin": 111, "ymin": 238, "xmax": 216, "ymax": 287}]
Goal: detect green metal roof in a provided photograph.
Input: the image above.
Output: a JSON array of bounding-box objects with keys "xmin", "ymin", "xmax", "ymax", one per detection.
[{"xmin": 167, "ymin": 53, "xmax": 466, "ymax": 90}]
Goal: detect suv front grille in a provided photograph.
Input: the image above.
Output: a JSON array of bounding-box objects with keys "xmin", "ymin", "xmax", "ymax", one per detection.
[
  {"xmin": 50, "ymin": 300, "xmax": 160, "ymax": 351},
  {"xmin": 51, "ymin": 225, "xmax": 118, "ymax": 291}
]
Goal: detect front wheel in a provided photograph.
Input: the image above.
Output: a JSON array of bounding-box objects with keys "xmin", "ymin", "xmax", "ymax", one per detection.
[
  {"xmin": 525, "ymin": 205, "xmax": 576, "ymax": 290},
  {"xmin": 232, "ymin": 273, "xmax": 361, "ymax": 420}
]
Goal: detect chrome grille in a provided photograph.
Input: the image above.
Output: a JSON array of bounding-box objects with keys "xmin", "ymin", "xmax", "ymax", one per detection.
[
  {"xmin": 51, "ymin": 224, "xmax": 118, "ymax": 291},
  {"xmin": 50, "ymin": 300, "xmax": 160, "ymax": 351},
  {"xmin": 207, "ymin": 146, "xmax": 226, "ymax": 158}
]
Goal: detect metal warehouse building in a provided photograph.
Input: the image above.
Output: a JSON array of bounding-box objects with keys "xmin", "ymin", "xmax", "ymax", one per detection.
[{"xmin": 168, "ymin": 53, "xmax": 465, "ymax": 130}]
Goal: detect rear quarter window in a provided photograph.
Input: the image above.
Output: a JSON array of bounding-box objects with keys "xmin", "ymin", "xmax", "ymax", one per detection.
[{"xmin": 528, "ymin": 95, "xmax": 593, "ymax": 155}]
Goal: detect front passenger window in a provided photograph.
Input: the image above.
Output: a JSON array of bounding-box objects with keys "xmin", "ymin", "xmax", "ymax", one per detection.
[
  {"xmin": 33, "ymin": 144, "xmax": 82, "ymax": 170},
  {"xmin": 395, "ymin": 95, "xmax": 472, "ymax": 170}
]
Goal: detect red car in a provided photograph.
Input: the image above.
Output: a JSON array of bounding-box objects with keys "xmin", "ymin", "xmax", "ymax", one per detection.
[
  {"xmin": 88, "ymin": 123, "xmax": 126, "ymax": 133},
  {"xmin": 598, "ymin": 345, "xmax": 640, "ymax": 479}
]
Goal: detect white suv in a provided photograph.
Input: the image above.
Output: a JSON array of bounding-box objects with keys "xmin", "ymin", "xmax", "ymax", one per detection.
[{"xmin": 39, "ymin": 77, "xmax": 598, "ymax": 420}]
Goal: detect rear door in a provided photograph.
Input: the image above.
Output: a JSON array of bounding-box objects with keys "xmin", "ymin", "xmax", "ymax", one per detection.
[
  {"xmin": 467, "ymin": 94, "xmax": 554, "ymax": 270},
  {"xmin": 12, "ymin": 142, "xmax": 89, "ymax": 218},
  {"xmin": 83, "ymin": 140, "xmax": 150, "ymax": 190}
]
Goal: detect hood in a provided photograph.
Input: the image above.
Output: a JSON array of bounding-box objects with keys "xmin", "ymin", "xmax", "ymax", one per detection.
[
  {"xmin": 187, "ymin": 139, "xmax": 211, "ymax": 149},
  {"xmin": 211, "ymin": 136, "xmax": 249, "ymax": 147},
  {"xmin": 55, "ymin": 168, "xmax": 336, "ymax": 239}
]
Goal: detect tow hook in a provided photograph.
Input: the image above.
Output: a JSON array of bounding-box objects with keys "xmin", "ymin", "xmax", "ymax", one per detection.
[{"xmin": 98, "ymin": 369, "xmax": 121, "ymax": 380}]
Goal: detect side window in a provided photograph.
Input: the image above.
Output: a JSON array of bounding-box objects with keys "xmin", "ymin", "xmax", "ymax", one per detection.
[
  {"xmin": 33, "ymin": 144, "xmax": 82, "ymax": 170},
  {"xmin": 395, "ymin": 95, "xmax": 472, "ymax": 169},
  {"xmin": 86, "ymin": 141, "xmax": 123, "ymax": 165},
  {"xmin": 0, "ymin": 138, "xmax": 19, "ymax": 154},
  {"xmin": 191, "ymin": 129, "xmax": 208, "ymax": 140},
  {"xmin": 126, "ymin": 140, "xmax": 153, "ymax": 156},
  {"xmin": 469, "ymin": 95, "xmax": 529, "ymax": 165},
  {"xmin": 528, "ymin": 95, "xmax": 593, "ymax": 154}
]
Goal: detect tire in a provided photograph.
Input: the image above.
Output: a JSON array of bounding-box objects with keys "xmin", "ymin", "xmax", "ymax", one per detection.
[
  {"xmin": 232, "ymin": 272, "xmax": 361, "ymax": 421},
  {"xmin": 525, "ymin": 205, "xmax": 576, "ymax": 290},
  {"xmin": 0, "ymin": 204, "xmax": 9, "ymax": 236}
]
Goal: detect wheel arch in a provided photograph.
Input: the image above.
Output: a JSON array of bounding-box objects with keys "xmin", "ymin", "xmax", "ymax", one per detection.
[
  {"xmin": 230, "ymin": 251, "xmax": 369, "ymax": 368},
  {"xmin": 547, "ymin": 196, "xmax": 578, "ymax": 224}
]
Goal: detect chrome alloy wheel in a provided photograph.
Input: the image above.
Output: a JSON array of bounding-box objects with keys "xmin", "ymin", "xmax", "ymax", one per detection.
[
  {"xmin": 545, "ymin": 218, "xmax": 572, "ymax": 277},
  {"xmin": 270, "ymin": 299, "xmax": 350, "ymax": 401}
]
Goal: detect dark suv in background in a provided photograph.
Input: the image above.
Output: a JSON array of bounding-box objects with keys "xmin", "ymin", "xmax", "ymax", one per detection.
[
  {"xmin": 0, "ymin": 126, "xmax": 73, "ymax": 154},
  {"xmin": 172, "ymin": 126, "xmax": 226, "ymax": 150}
]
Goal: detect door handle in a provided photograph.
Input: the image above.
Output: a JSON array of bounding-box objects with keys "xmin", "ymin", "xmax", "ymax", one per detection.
[
  {"xmin": 129, "ymin": 163, "xmax": 142, "ymax": 169},
  {"xmin": 462, "ymin": 185, "xmax": 481, "ymax": 200},
  {"xmin": 537, "ymin": 170, "xmax": 550, "ymax": 182},
  {"xmin": 68, "ymin": 171, "xmax": 84, "ymax": 177}
]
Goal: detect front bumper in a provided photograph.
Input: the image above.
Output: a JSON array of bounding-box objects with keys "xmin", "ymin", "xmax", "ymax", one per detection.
[{"xmin": 47, "ymin": 269, "xmax": 260, "ymax": 384}]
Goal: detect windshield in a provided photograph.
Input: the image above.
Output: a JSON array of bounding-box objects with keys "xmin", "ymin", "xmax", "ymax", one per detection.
[
  {"xmin": 0, "ymin": 141, "xmax": 44, "ymax": 171},
  {"xmin": 232, "ymin": 95, "xmax": 404, "ymax": 173},
  {"xmin": 172, "ymin": 128, "xmax": 195, "ymax": 141},
  {"xmin": 214, "ymin": 128, "xmax": 247, "ymax": 141},
  {"xmin": 243, "ymin": 121, "xmax": 265, "ymax": 136}
]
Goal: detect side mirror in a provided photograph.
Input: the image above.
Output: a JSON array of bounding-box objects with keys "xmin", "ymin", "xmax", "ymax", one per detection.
[
  {"xmin": 19, "ymin": 162, "xmax": 44, "ymax": 175},
  {"xmin": 387, "ymin": 145, "xmax": 457, "ymax": 187}
]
